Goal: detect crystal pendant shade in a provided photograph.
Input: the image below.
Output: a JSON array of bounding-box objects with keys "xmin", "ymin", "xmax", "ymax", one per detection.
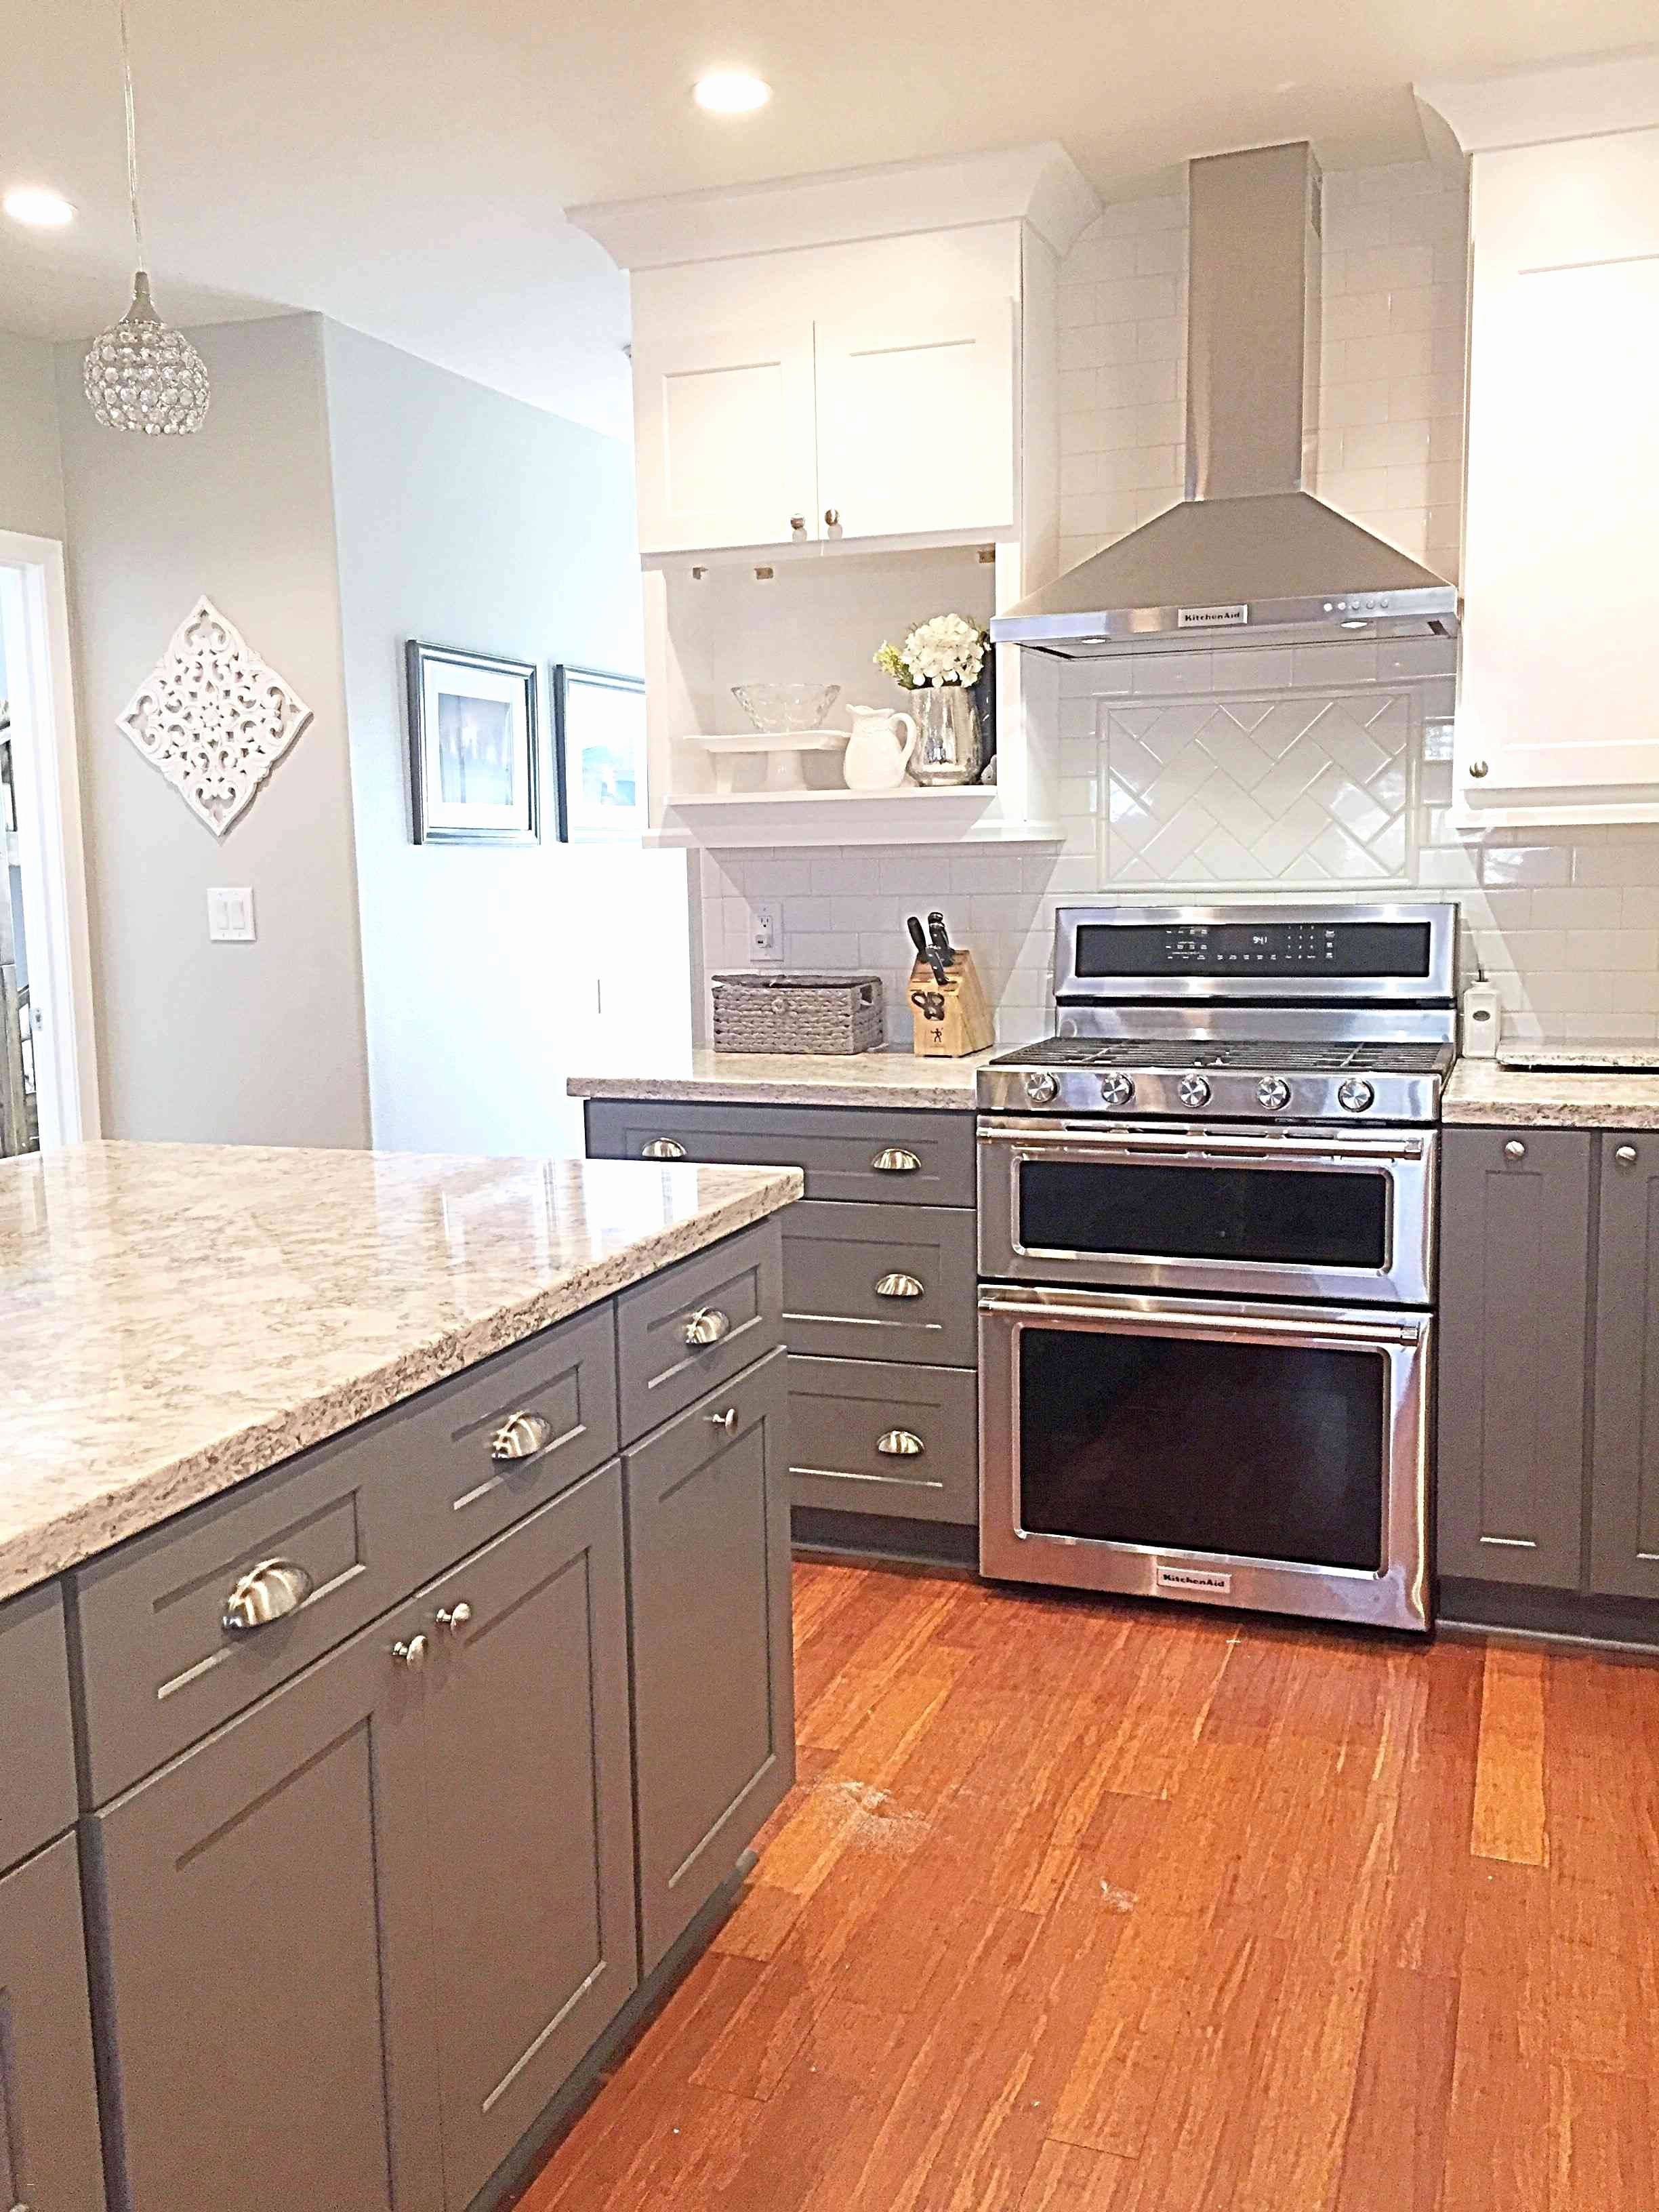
[{"xmin": 83, "ymin": 272, "xmax": 211, "ymax": 436}]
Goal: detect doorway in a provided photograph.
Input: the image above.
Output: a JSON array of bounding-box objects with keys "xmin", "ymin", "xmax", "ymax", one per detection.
[{"xmin": 0, "ymin": 532, "xmax": 99, "ymax": 1153}]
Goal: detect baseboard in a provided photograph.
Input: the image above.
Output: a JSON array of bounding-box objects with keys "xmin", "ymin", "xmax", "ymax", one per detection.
[
  {"xmin": 1438, "ymin": 1576, "xmax": 1659, "ymax": 1658},
  {"xmin": 791, "ymin": 1504, "xmax": 979, "ymax": 1571}
]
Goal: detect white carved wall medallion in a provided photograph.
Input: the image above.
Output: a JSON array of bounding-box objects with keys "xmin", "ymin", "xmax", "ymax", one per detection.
[{"xmin": 119, "ymin": 597, "xmax": 312, "ymax": 837}]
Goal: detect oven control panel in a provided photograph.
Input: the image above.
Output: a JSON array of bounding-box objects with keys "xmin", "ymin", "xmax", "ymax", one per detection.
[{"xmin": 1072, "ymin": 918, "xmax": 1433, "ymax": 982}]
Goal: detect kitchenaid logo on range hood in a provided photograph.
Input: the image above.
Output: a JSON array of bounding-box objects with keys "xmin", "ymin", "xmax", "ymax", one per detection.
[{"xmin": 1176, "ymin": 604, "xmax": 1249, "ymax": 630}]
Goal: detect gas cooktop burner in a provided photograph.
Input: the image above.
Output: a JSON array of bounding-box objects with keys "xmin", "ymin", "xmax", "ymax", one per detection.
[{"xmin": 992, "ymin": 1038, "xmax": 1454, "ymax": 1075}]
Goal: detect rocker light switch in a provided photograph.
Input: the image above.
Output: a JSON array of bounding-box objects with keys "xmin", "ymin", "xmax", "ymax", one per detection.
[{"xmin": 207, "ymin": 886, "xmax": 256, "ymax": 942}]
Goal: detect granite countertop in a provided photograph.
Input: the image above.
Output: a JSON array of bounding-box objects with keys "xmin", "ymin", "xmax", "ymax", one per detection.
[
  {"xmin": 0, "ymin": 1141, "xmax": 801, "ymax": 1604},
  {"xmin": 567, "ymin": 1045, "xmax": 997, "ymax": 1110},
  {"xmin": 1445, "ymin": 1059, "xmax": 1659, "ymax": 1129}
]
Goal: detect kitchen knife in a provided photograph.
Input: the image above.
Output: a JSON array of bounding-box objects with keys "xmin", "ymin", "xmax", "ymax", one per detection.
[
  {"xmin": 908, "ymin": 914, "xmax": 947, "ymax": 987},
  {"xmin": 927, "ymin": 912, "xmax": 956, "ymax": 965}
]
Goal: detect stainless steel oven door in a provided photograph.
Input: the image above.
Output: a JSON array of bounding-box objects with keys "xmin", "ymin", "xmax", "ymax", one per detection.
[
  {"xmin": 977, "ymin": 1118, "xmax": 1437, "ymax": 1305},
  {"xmin": 979, "ymin": 1285, "xmax": 1430, "ymax": 1633}
]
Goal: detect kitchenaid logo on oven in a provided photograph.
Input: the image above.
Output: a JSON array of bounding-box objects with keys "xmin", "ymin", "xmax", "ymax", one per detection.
[
  {"xmin": 1155, "ymin": 1563, "xmax": 1233, "ymax": 1595},
  {"xmin": 1176, "ymin": 602, "xmax": 1249, "ymax": 630}
]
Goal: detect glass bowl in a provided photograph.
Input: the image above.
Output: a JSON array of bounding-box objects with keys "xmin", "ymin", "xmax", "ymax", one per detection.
[{"xmin": 731, "ymin": 682, "xmax": 841, "ymax": 734}]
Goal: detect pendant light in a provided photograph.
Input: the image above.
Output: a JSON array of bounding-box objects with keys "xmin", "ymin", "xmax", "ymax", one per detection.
[{"xmin": 83, "ymin": 0, "xmax": 210, "ymax": 434}]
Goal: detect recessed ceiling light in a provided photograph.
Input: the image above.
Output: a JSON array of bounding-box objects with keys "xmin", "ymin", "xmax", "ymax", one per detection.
[
  {"xmin": 694, "ymin": 70, "xmax": 771, "ymax": 115},
  {"xmin": 3, "ymin": 185, "xmax": 75, "ymax": 229}
]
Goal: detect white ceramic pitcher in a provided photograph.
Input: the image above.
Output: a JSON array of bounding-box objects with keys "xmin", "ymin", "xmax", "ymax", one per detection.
[{"xmin": 842, "ymin": 705, "xmax": 918, "ymax": 792}]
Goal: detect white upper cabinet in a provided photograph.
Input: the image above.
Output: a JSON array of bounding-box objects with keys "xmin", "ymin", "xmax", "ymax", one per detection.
[
  {"xmin": 632, "ymin": 319, "xmax": 819, "ymax": 556},
  {"xmin": 813, "ymin": 301, "xmax": 1016, "ymax": 542},
  {"xmin": 632, "ymin": 283, "xmax": 1017, "ymax": 556},
  {"xmin": 1418, "ymin": 60, "xmax": 1659, "ymax": 823}
]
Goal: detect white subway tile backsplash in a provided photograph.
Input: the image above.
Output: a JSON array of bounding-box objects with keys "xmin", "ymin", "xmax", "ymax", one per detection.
[{"xmin": 1481, "ymin": 846, "xmax": 1575, "ymax": 888}]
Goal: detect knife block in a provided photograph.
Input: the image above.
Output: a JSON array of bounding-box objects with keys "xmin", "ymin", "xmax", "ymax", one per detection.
[{"xmin": 907, "ymin": 950, "xmax": 996, "ymax": 1058}]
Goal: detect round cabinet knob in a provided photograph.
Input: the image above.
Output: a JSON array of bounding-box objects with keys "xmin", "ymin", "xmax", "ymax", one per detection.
[
  {"xmin": 1468, "ymin": 760, "xmax": 1490, "ymax": 779},
  {"xmin": 391, "ymin": 1635, "xmax": 428, "ymax": 1673},
  {"xmin": 1099, "ymin": 1072, "xmax": 1136, "ymax": 1107},
  {"xmin": 1337, "ymin": 1079, "xmax": 1375, "ymax": 1115},
  {"xmin": 1023, "ymin": 1071, "xmax": 1060, "ymax": 1105},
  {"xmin": 684, "ymin": 1306, "xmax": 733, "ymax": 1349},
  {"xmin": 790, "ymin": 514, "xmax": 806, "ymax": 535},
  {"xmin": 1256, "ymin": 1077, "xmax": 1291, "ymax": 1112},
  {"xmin": 1504, "ymin": 1139, "xmax": 1528, "ymax": 1161},
  {"xmin": 434, "ymin": 1602, "xmax": 473, "ymax": 1638},
  {"xmin": 1177, "ymin": 1074, "xmax": 1211, "ymax": 1110},
  {"xmin": 824, "ymin": 508, "xmax": 840, "ymax": 528},
  {"xmin": 222, "ymin": 1557, "xmax": 314, "ymax": 1637},
  {"xmin": 1616, "ymin": 1143, "xmax": 1639, "ymax": 1166},
  {"xmin": 640, "ymin": 1138, "xmax": 686, "ymax": 1160},
  {"xmin": 705, "ymin": 1406, "xmax": 738, "ymax": 1432}
]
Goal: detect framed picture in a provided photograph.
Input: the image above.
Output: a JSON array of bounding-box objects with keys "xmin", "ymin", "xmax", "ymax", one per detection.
[
  {"xmin": 406, "ymin": 641, "xmax": 539, "ymax": 845},
  {"xmin": 552, "ymin": 665, "xmax": 647, "ymax": 842}
]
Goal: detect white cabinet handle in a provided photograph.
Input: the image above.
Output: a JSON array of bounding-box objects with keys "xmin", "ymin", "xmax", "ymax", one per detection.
[
  {"xmin": 1616, "ymin": 1144, "xmax": 1639, "ymax": 1165},
  {"xmin": 875, "ymin": 1273, "xmax": 925, "ymax": 1300},
  {"xmin": 684, "ymin": 1307, "xmax": 732, "ymax": 1349},
  {"xmin": 876, "ymin": 1429, "xmax": 925, "ymax": 1458},
  {"xmin": 1504, "ymin": 1140, "xmax": 1526, "ymax": 1161},
  {"xmin": 641, "ymin": 1138, "xmax": 687, "ymax": 1160},
  {"xmin": 872, "ymin": 1148, "xmax": 921, "ymax": 1174}
]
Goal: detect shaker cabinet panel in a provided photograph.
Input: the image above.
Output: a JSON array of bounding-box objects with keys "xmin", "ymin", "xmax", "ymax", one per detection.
[
  {"xmin": 0, "ymin": 1582, "xmax": 78, "ymax": 1875},
  {"xmin": 633, "ymin": 319, "xmax": 819, "ymax": 554},
  {"xmin": 813, "ymin": 299, "xmax": 1016, "ymax": 539},
  {"xmin": 626, "ymin": 1349, "xmax": 794, "ymax": 1973},
  {"xmin": 1591, "ymin": 1132, "xmax": 1659, "ymax": 1599},
  {"xmin": 0, "ymin": 1836, "xmax": 106, "ymax": 2212},
  {"xmin": 782, "ymin": 1199, "xmax": 977, "ymax": 1368},
  {"xmin": 1437, "ymin": 1128, "xmax": 1591, "ymax": 1588},
  {"xmin": 420, "ymin": 1469, "xmax": 638, "ymax": 2209},
  {"xmin": 85, "ymin": 1599, "xmax": 443, "ymax": 2212}
]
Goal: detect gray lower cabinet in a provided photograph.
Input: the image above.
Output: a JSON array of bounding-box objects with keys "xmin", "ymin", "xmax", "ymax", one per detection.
[
  {"xmin": 585, "ymin": 1098, "xmax": 976, "ymax": 1208},
  {"xmin": 0, "ymin": 1582, "xmax": 78, "ymax": 1876},
  {"xmin": 1591, "ymin": 1132, "xmax": 1659, "ymax": 1599},
  {"xmin": 0, "ymin": 1835, "xmax": 106, "ymax": 2212},
  {"xmin": 1437, "ymin": 1127, "xmax": 1591, "ymax": 1588},
  {"xmin": 787, "ymin": 1353, "xmax": 979, "ymax": 1525},
  {"xmin": 85, "ymin": 1468, "xmax": 636, "ymax": 2212},
  {"xmin": 626, "ymin": 1347, "xmax": 794, "ymax": 1974},
  {"xmin": 782, "ymin": 1200, "xmax": 977, "ymax": 1368}
]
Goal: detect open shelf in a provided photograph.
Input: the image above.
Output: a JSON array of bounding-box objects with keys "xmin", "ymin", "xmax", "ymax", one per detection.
[{"xmin": 645, "ymin": 785, "xmax": 1062, "ymax": 848}]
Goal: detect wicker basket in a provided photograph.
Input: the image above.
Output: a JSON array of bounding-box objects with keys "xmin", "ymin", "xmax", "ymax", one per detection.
[{"xmin": 711, "ymin": 971, "xmax": 884, "ymax": 1056}]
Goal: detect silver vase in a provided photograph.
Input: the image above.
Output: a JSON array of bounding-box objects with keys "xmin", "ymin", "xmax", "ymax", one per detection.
[{"xmin": 908, "ymin": 684, "xmax": 981, "ymax": 786}]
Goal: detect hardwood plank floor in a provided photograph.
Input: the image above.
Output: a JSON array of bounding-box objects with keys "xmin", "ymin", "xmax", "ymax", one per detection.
[{"xmin": 518, "ymin": 1560, "xmax": 1659, "ymax": 2212}]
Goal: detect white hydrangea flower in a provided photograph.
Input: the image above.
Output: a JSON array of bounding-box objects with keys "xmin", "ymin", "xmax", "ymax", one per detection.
[{"xmin": 901, "ymin": 612, "xmax": 986, "ymax": 688}]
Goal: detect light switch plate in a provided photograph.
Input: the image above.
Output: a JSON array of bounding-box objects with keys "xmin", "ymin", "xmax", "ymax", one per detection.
[{"xmin": 207, "ymin": 886, "xmax": 256, "ymax": 942}]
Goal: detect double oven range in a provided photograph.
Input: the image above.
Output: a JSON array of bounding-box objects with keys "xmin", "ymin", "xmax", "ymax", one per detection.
[{"xmin": 977, "ymin": 903, "xmax": 1456, "ymax": 1635}]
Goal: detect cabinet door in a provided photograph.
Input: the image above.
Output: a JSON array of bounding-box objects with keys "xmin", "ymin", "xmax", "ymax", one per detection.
[
  {"xmin": 1591, "ymin": 1132, "xmax": 1659, "ymax": 1597},
  {"xmin": 813, "ymin": 298, "xmax": 1015, "ymax": 539},
  {"xmin": 420, "ymin": 1469, "xmax": 638, "ymax": 2210},
  {"xmin": 1437, "ymin": 1128, "xmax": 1591, "ymax": 1587},
  {"xmin": 85, "ymin": 1601, "xmax": 441, "ymax": 2212},
  {"xmin": 632, "ymin": 319, "xmax": 818, "ymax": 553},
  {"xmin": 626, "ymin": 1348, "xmax": 794, "ymax": 1972},
  {"xmin": 0, "ymin": 1836, "xmax": 106, "ymax": 2212},
  {"xmin": 1457, "ymin": 131, "xmax": 1659, "ymax": 811}
]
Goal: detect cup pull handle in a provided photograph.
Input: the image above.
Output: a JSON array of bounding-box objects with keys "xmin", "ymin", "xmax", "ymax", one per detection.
[
  {"xmin": 222, "ymin": 1559, "xmax": 314, "ymax": 1635},
  {"xmin": 642, "ymin": 1138, "xmax": 687, "ymax": 1160},
  {"xmin": 876, "ymin": 1430, "xmax": 925, "ymax": 1458},
  {"xmin": 490, "ymin": 1411, "xmax": 554, "ymax": 1462},
  {"xmin": 875, "ymin": 1273, "xmax": 925, "ymax": 1299},
  {"xmin": 685, "ymin": 1307, "xmax": 733, "ymax": 1349},
  {"xmin": 872, "ymin": 1148, "xmax": 921, "ymax": 1174}
]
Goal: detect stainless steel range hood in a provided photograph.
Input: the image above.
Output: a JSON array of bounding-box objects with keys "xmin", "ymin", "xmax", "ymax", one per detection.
[{"xmin": 993, "ymin": 142, "xmax": 1460, "ymax": 659}]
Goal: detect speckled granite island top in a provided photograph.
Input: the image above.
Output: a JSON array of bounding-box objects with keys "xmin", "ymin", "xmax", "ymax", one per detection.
[
  {"xmin": 1445, "ymin": 1060, "xmax": 1659, "ymax": 1129},
  {"xmin": 567, "ymin": 1045, "xmax": 996, "ymax": 1109},
  {"xmin": 0, "ymin": 1141, "xmax": 802, "ymax": 1603}
]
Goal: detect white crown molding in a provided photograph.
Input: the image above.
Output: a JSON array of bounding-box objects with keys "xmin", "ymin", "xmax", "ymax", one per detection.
[
  {"xmin": 568, "ymin": 142, "xmax": 1100, "ymax": 272},
  {"xmin": 1416, "ymin": 47, "xmax": 1659, "ymax": 155}
]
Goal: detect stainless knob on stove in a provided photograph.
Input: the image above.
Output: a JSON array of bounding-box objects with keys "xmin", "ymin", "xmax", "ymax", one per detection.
[
  {"xmin": 1098, "ymin": 1072, "xmax": 1136, "ymax": 1107},
  {"xmin": 1176, "ymin": 1074, "xmax": 1211, "ymax": 1110},
  {"xmin": 1256, "ymin": 1077, "xmax": 1290, "ymax": 1112},
  {"xmin": 1337, "ymin": 1078, "xmax": 1376, "ymax": 1114},
  {"xmin": 1023, "ymin": 1071, "xmax": 1060, "ymax": 1105}
]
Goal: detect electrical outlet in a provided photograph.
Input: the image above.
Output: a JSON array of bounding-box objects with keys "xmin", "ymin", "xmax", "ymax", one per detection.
[
  {"xmin": 207, "ymin": 887, "xmax": 256, "ymax": 942},
  {"xmin": 750, "ymin": 899, "xmax": 781, "ymax": 964}
]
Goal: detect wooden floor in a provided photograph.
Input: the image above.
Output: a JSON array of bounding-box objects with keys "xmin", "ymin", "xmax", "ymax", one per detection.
[{"xmin": 520, "ymin": 1559, "xmax": 1659, "ymax": 2211}]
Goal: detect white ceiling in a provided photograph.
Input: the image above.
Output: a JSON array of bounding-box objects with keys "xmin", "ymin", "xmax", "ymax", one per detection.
[{"xmin": 3, "ymin": 0, "xmax": 1652, "ymax": 438}]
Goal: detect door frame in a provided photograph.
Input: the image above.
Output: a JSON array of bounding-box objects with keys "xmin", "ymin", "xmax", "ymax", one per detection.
[{"xmin": 0, "ymin": 529, "xmax": 100, "ymax": 1145}]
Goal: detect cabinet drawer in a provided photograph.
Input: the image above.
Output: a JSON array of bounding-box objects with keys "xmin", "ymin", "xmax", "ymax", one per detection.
[
  {"xmin": 73, "ymin": 1304, "xmax": 619, "ymax": 1805},
  {"xmin": 617, "ymin": 1218, "xmax": 783, "ymax": 1444},
  {"xmin": 787, "ymin": 1354, "xmax": 978, "ymax": 1526},
  {"xmin": 587, "ymin": 1098, "xmax": 975, "ymax": 1207},
  {"xmin": 0, "ymin": 1583, "xmax": 77, "ymax": 1874},
  {"xmin": 783, "ymin": 1200, "xmax": 976, "ymax": 1367}
]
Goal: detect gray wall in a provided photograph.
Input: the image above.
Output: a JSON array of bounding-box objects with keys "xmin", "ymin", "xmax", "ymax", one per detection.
[
  {"xmin": 0, "ymin": 332, "xmax": 66, "ymax": 540},
  {"xmin": 323, "ymin": 323, "xmax": 668, "ymax": 1156},
  {"xmin": 55, "ymin": 312, "xmax": 371, "ymax": 1145}
]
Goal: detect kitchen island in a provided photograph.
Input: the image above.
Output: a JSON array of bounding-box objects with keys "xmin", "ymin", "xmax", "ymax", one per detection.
[{"xmin": 0, "ymin": 1139, "xmax": 801, "ymax": 2212}]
